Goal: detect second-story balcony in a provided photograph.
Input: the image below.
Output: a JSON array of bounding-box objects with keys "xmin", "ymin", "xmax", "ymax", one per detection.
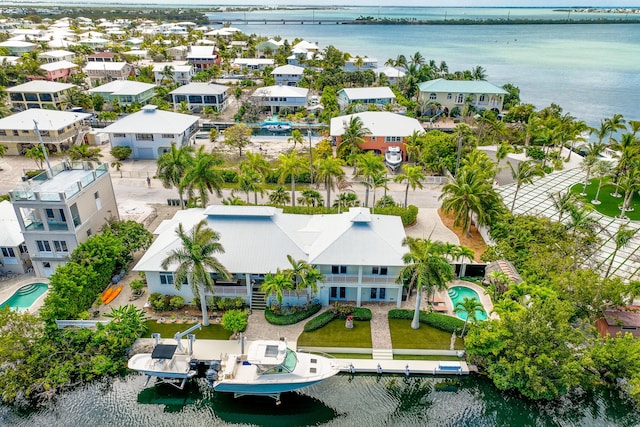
[{"xmin": 323, "ymin": 274, "xmax": 398, "ymax": 285}]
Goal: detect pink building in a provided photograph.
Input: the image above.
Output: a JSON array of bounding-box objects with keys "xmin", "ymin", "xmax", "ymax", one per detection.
[{"xmin": 40, "ymin": 60, "xmax": 78, "ymax": 81}]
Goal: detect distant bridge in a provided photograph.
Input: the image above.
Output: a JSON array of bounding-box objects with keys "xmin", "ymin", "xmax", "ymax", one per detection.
[{"xmin": 209, "ymin": 19, "xmax": 354, "ymax": 25}]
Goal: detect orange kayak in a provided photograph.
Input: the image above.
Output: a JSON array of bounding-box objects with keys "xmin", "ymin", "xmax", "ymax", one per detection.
[
  {"xmin": 103, "ymin": 285, "xmax": 123, "ymax": 305},
  {"xmin": 102, "ymin": 285, "xmax": 115, "ymax": 303}
]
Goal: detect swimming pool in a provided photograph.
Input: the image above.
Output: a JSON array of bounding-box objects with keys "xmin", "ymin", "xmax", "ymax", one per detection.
[
  {"xmin": 448, "ymin": 286, "xmax": 488, "ymax": 321},
  {"xmin": 0, "ymin": 283, "xmax": 49, "ymax": 312}
]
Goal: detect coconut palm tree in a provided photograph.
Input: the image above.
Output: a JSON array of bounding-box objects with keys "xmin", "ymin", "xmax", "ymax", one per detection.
[
  {"xmin": 161, "ymin": 220, "xmax": 231, "ymax": 326},
  {"xmin": 394, "ymin": 164, "xmax": 425, "ymax": 208},
  {"xmin": 156, "ymin": 142, "xmax": 194, "ymax": 209},
  {"xmin": 268, "ymin": 185, "xmax": 291, "ymax": 206},
  {"xmin": 297, "ymin": 189, "xmax": 323, "ymax": 209},
  {"xmin": 182, "ymin": 146, "xmax": 225, "ymax": 207},
  {"xmin": 371, "ymin": 172, "xmax": 390, "ymax": 212},
  {"xmin": 605, "ymin": 224, "xmax": 638, "ymax": 278},
  {"xmin": 236, "ymin": 167, "xmax": 263, "ymax": 204},
  {"xmin": 337, "ymin": 116, "xmax": 370, "ymax": 159},
  {"xmin": 508, "ymin": 160, "xmax": 544, "ymax": 211},
  {"xmin": 590, "ymin": 160, "xmax": 614, "ymax": 205},
  {"xmin": 603, "ymin": 113, "xmax": 627, "ymax": 145},
  {"xmin": 471, "ymin": 65, "xmax": 487, "ymax": 81},
  {"xmin": 580, "ymin": 155, "xmax": 598, "ymax": 196},
  {"xmin": 616, "ymin": 165, "xmax": 640, "ymax": 219},
  {"xmin": 241, "ymin": 151, "xmax": 271, "ymax": 181},
  {"xmin": 397, "ymin": 238, "xmax": 457, "ymax": 330},
  {"xmin": 494, "ymin": 142, "xmax": 514, "ymax": 180},
  {"xmin": 355, "ymin": 151, "xmax": 386, "ymax": 207},
  {"xmin": 455, "ymin": 297, "xmax": 485, "ymax": 337},
  {"xmin": 67, "ymin": 144, "xmax": 103, "ymax": 161},
  {"xmin": 287, "ymin": 129, "xmax": 304, "ymax": 150},
  {"xmin": 549, "ymin": 190, "xmax": 579, "ymax": 222},
  {"xmin": 315, "ymin": 156, "xmax": 345, "ymax": 208},
  {"xmin": 277, "ymin": 149, "xmax": 308, "ymax": 207},
  {"xmin": 260, "ymin": 269, "xmax": 293, "ymax": 306},
  {"xmin": 332, "ymin": 192, "xmax": 360, "ymax": 211}
]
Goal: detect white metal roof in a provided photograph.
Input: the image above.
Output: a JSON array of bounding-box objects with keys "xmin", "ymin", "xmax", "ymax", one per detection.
[
  {"xmin": 418, "ymin": 78, "xmax": 508, "ymax": 95},
  {"xmin": 152, "ymin": 64, "xmax": 193, "ymax": 72},
  {"xmin": 0, "ymin": 201, "xmax": 24, "ymax": 247},
  {"xmin": 233, "ymin": 58, "xmax": 274, "ymax": 66},
  {"xmin": 169, "ymin": 82, "xmax": 229, "ymax": 96},
  {"xmin": 101, "ymin": 107, "xmax": 198, "ymax": 134},
  {"xmin": 330, "ymin": 111, "xmax": 424, "ymax": 137},
  {"xmin": 251, "ymin": 85, "xmax": 308, "ymax": 98},
  {"xmin": 0, "ymin": 109, "xmax": 90, "ymax": 131},
  {"xmin": 271, "ymin": 64, "xmax": 304, "ymax": 75},
  {"xmin": 7, "ymin": 81, "xmax": 75, "ymax": 93},
  {"xmin": 84, "ymin": 62, "xmax": 129, "ymax": 71},
  {"xmin": 40, "ymin": 60, "xmax": 78, "ymax": 72},
  {"xmin": 187, "ymin": 46, "xmax": 216, "ymax": 58},
  {"xmin": 339, "ymin": 87, "xmax": 396, "ymax": 101},
  {"xmin": 133, "ymin": 206, "xmax": 406, "ymax": 274},
  {"xmin": 88, "ymin": 80, "xmax": 155, "ymax": 96},
  {"xmin": 41, "ymin": 49, "xmax": 74, "ymax": 58}
]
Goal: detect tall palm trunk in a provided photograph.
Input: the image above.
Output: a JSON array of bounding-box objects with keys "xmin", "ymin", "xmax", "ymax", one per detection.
[
  {"xmin": 411, "ymin": 289, "xmax": 422, "ymax": 329},
  {"xmin": 511, "ymin": 184, "xmax": 521, "ymax": 211},
  {"xmin": 200, "ymin": 287, "xmax": 210, "ymax": 326}
]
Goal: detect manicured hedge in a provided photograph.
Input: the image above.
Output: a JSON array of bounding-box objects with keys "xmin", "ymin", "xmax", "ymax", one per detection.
[
  {"xmin": 376, "ymin": 205, "xmax": 419, "ymax": 226},
  {"xmin": 388, "ymin": 309, "xmax": 464, "ymax": 334},
  {"xmin": 352, "ymin": 307, "xmax": 372, "ymax": 321},
  {"xmin": 265, "ymin": 303, "xmax": 322, "ymax": 325},
  {"xmin": 303, "ymin": 311, "xmax": 335, "ymax": 332},
  {"xmin": 303, "ymin": 306, "xmax": 372, "ymax": 332}
]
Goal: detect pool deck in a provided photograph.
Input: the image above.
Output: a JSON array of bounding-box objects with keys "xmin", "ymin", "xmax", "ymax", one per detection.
[{"xmin": 0, "ymin": 273, "xmax": 49, "ymax": 313}]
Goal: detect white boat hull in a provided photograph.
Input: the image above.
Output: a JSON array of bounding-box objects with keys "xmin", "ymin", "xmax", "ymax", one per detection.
[
  {"xmin": 385, "ymin": 147, "xmax": 403, "ymax": 171},
  {"xmin": 128, "ymin": 353, "xmax": 196, "ymax": 380}
]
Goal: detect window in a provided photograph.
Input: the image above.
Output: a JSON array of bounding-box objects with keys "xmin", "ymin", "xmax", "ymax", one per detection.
[
  {"xmin": 53, "ymin": 240, "xmax": 68, "ymax": 252},
  {"xmin": 429, "ymin": 93, "xmax": 436, "ymax": 100},
  {"xmin": 370, "ymin": 288, "xmax": 377, "ymax": 299},
  {"xmin": 385, "ymin": 136, "xmax": 401, "ymax": 143},
  {"xmin": 331, "ymin": 265, "xmax": 347, "ymax": 274},
  {"xmin": 161, "ymin": 134, "xmax": 174, "ymax": 138},
  {"xmin": 19, "ymin": 244, "xmax": 28, "ymax": 254},
  {"xmin": 13, "ymin": 130, "xmax": 18, "ymax": 136},
  {"xmin": 1, "ymin": 247, "xmax": 16, "ymax": 257},
  {"xmin": 135, "ymin": 134, "xmax": 154, "ymax": 141},
  {"xmin": 0, "ymin": 130, "xmax": 5, "ymax": 136},
  {"xmin": 372, "ymin": 266, "xmax": 388, "ymax": 275},
  {"xmin": 447, "ymin": 93, "xmax": 452, "ymax": 100},
  {"xmin": 370, "ymin": 288, "xmax": 386, "ymax": 300},
  {"xmin": 159, "ymin": 272, "xmax": 174, "ymax": 285},
  {"xmin": 43, "ymin": 262, "xmax": 51, "ymax": 268},
  {"xmin": 36, "ymin": 240, "xmax": 52, "ymax": 252},
  {"xmin": 330, "ymin": 286, "xmax": 346, "ymax": 299},
  {"xmin": 479, "ymin": 94, "xmax": 486, "ymax": 102},
  {"xmin": 87, "ymin": 228, "xmax": 92, "ymax": 236},
  {"xmin": 45, "ymin": 208, "xmax": 55, "ymax": 219},
  {"xmin": 113, "ymin": 133, "xmax": 126, "ymax": 138},
  {"xmin": 456, "ymin": 94, "xmax": 464, "ymax": 103}
]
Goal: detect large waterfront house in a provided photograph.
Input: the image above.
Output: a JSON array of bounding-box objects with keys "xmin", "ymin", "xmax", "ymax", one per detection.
[
  {"xmin": 152, "ymin": 63, "xmax": 195, "ymax": 86},
  {"xmin": 169, "ymin": 82, "xmax": 230, "ymax": 113},
  {"xmin": 134, "ymin": 206, "xmax": 407, "ymax": 308},
  {"xmin": 101, "ymin": 105, "xmax": 198, "ymax": 159},
  {"xmin": 271, "ymin": 64, "xmax": 305, "ymax": 86},
  {"xmin": 7, "ymin": 81, "xmax": 77, "ymax": 111},
  {"xmin": 84, "ymin": 61, "xmax": 134, "ymax": 84},
  {"xmin": 0, "ymin": 200, "xmax": 31, "ymax": 275},
  {"xmin": 233, "ymin": 58, "xmax": 275, "ymax": 73},
  {"xmin": 250, "ymin": 85, "xmax": 309, "ymax": 114},
  {"xmin": 374, "ymin": 66, "xmax": 406, "ymax": 85},
  {"xmin": 330, "ymin": 111, "xmax": 424, "ymax": 161},
  {"xmin": 337, "ymin": 87, "xmax": 396, "ymax": 110},
  {"xmin": 9, "ymin": 161, "xmax": 119, "ymax": 278},
  {"xmin": 417, "ymin": 78, "xmax": 508, "ymax": 115},
  {"xmin": 0, "ymin": 109, "xmax": 91, "ymax": 156},
  {"xmin": 87, "ymin": 80, "xmax": 156, "ymax": 106},
  {"xmin": 343, "ymin": 57, "xmax": 378, "ymax": 72}
]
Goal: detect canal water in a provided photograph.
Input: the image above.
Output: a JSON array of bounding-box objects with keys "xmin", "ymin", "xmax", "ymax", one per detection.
[{"xmin": 1, "ymin": 373, "xmax": 638, "ymax": 426}]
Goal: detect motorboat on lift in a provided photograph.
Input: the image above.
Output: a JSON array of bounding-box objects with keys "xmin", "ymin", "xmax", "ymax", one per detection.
[
  {"xmin": 260, "ymin": 118, "xmax": 293, "ymax": 132},
  {"xmin": 385, "ymin": 146, "xmax": 403, "ymax": 171},
  {"xmin": 206, "ymin": 339, "xmax": 340, "ymax": 401}
]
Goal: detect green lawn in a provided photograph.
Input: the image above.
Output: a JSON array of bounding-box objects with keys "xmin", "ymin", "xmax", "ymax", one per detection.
[
  {"xmin": 143, "ymin": 320, "xmax": 232, "ymax": 340},
  {"xmin": 388, "ymin": 319, "xmax": 464, "ymax": 350},
  {"xmin": 570, "ymin": 178, "xmax": 640, "ymax": 220},
  {"xmin": 297, "ymin": 319, "xmax": 372, "ymax": 348},
  {"xmin": 328, "ymin": 353, "xmax": 372, "ymax": 359},
  {"xmin": 393, "ymin": 355, "xmax": 462, "ymax": 361}
]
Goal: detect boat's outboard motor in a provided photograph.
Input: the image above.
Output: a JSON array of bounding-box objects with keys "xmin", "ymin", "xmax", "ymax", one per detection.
[{"xmin": 206, "ymin": 361, "xmax": 220, "ymax": 387}]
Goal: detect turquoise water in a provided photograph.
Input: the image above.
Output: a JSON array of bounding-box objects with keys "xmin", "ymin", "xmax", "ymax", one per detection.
[
  {"xmin": 0, "ymin": 283, "xmax": 49, "ymax": 311},
  {"xmin": 448, "ymin": 286, "xmax": 489, "ymax": 321}
]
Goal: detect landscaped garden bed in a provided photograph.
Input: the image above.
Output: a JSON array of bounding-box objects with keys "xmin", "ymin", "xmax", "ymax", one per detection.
[
  {"xmin": 388, "ymin": 319, "xmax": 464, "ymax": 350},
  {"xmin": 265, "ymin": 302, "xmax": 322, "ymax": 325},
  {"xmin": 570, "ymin": 179, "xmax": 640, "ymax": 220}
]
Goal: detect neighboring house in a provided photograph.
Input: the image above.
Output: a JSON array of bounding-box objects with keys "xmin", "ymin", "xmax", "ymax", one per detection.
[
  {"xmin": 0, "ymin": 40, "xmax": 36, "ymax": 56},
  {"xmin": 84, "ymin": 61, "xmax": 134, "ymax": 83},
  {"xmin": 330, "ymin": 111, "xmax": 424, "ymax": 160},
  {"xmin": 343, "ymin": 57, "xmax": 378, "ymax": 72},
  {"xmin": 39, "ymin": 49, "xmax": 75, "ymax": 63},
  {"xmin": 101, "ymin": 105, "xmax": 198, "ymax": 159},
  {"xmin": 250, "ymin": 85, "xmax": 309, "ymax": 114},
  {"xmin": 88, "ymin": 80, "xmax": 156, "ymax": 106},
  {"xmin": 133, "ymin": 206, "xmax": 407, "ymax": 308},
  {"xmin": 187, "ymin": 46, "xmax": 219, "ymax": 70},
  {"xmin": 256, "ymin": 39, "xmax": 284, "ymax": 57},
  {"xmin": 0, "ymin": 108, "xmax": 91, "ymax": 155},
  {"xmin": 9, "ymin": 161, "xmax": 119, "ymax": 278},
  {"xmin": 152, "ymin": 64, "xmax": 196, "ymax": 86},
  {"xmin": 417, "ymin": 78, "xmax": 508, "ymax": 115},
  {"xmin": 271, "ymin": 64, "xmax": 304, "ymax": 86},
  {"xmin": 0, "ymin": 56, "xmax": 20, "ymax": 66},
  {"xmin": 167, "ymin": 45, "xmax": 188, "ymax": 61},
  {"xmin": 40, "ymin": 61, "xmax": 78, "ymax": 81},
  {"xmin": 0, "ymin": 200, "xmax": 31, "ymax": 275},
  {"xmin": 233, "ymin": 58, "xmax": 274, "ymax": 73},
  {"xmin": 6, "ymin": 81, "xmax": 77, "ymax": 111},
  {"xmin": 374, "ymin": 66, "xmax": 405, "ymax": 85},
  {"xmin": 79, "ymin": 37, "xmax": 109, "ymax": 50},
  {"xmin": 596, "ymin": 309, "xmax": 640, "ymax": 338},
  {"xmin": 169, "ymin": 82, "xmax": 230, "ymax": 113},
  {"xmin": 87, "ymin": 52, "xmax": 116, "ymax": 62},
  {"xmin": 337, "ymin": 87, "xmax": 396, "ymax": 110}
]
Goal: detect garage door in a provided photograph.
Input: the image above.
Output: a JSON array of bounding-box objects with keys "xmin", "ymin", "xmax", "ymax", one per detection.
[{"xmin": 137, "ymin": 147, "xmax": 154, "ymax": 159}]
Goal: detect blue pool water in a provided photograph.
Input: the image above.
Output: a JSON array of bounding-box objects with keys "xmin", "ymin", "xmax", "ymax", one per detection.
[
  {"xmin": 448, "ymin": 286, "xmax": 488, "ymax": 321},
  {"xmin": 0, "ymin": 283, "xmax": 49, "ymax": 312}
]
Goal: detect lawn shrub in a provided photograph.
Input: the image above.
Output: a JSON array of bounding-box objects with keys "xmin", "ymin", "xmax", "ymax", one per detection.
[
  {"xmin": 304, "ymin": 311, "xmax": 335, "ymax": 332},
  {"xmin": 388, "ymin": 309, "xmax": 464, "ymax": 334},
  {"xmin": 376, "ymin": 205, "xmax": 419, "ymax": 226},
  {"xmin": 352, "ymin": 307, "xmax": 372, "ymax": 321},
  {"xmin": 265, "ymin": 303, "xmax": 322, "ymax": 325},
  {"xmin": 169, "ymin": 296, "xmax": 185, "ymax": 310}
]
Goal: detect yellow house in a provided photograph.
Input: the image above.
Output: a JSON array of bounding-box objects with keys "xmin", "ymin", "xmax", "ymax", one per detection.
[{"xmin": 417, "ymin": 78, "xmax": 508, "ymax": 116}]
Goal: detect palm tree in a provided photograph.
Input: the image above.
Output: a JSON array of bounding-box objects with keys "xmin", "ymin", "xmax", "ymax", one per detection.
[
  {"xmin": 156, "ymin": 142, "xmax": 194, "ymax": 209},
  {"xmin": 268, "ymin": 185, "xmax": 291, "ymax": 206},
  {"xmin": 110, "ymin": 160, "xmax": 122, "ymax": 177},
  {"xmin": 287, "ymin": 129, "xmax": 304, "ymax": 150},
  {"xmin": 337, "ymin": 116, "xmax": 371, "ymax": 159},
  {"xmin": 397, "ymin": 238, "xmax": 457, "ymax": 330},
  {"xmin": 508, "ymin": 160, "xmax": 544, "ymax": 211},
  {"xmin": 277, "ymin": 149, "xmax": 308, "ymax": 207},
  {"xmin": 297, "ymin": 189, "xmax": 323, "ymax": 209},
  {"xmin": 161, "ymin": 220, "xmax": 231, "ymax": 326},
  {"xmin": 605, "ymin": 224, "xmax": 638, "ymax": 278},
  {"xmin": 471, "ymin": 65, "xmax": 487, "ymax": 81},
  {"xmin": 394, "ymin": 164, "xmax": 425, "ymax": 208},
  {"xmin": 67, "ymin": 144, "xmax": 103, "ymax": 161},
  {"xmin": 260, "ymin": 269, "xmax": 293, "ymax": 306},
  {"xmin": 315, "ymin": 156, "xmax": 345, "ymax": 208},
  {"xmin": 590, "ymin": 160, "xmax": 614, "ymax": 205},
  {"xmin": 616, "ymin": 165, "xmax": 640, "ymax": 219},
  {"xmin": 371, "ymin": 172, "xmax": 390, "ymax": 212},
  {"xmin": 494, "ymin": 142, "xmax": 514, "ymax": 179},
  {"xmin": 236, "ymin": 168, "xmax": 263, "ymax": 204},
  {"xmin": 332, "ymin": 192, "xmax": 360, "ymax": 211},
  {"xmin": 455, "ymin": 297, "xmax": 485, "ymax": 336},
  {"xmin": 565, "ymin": 203, "xmax": 598, "ymax": 238},
  {"xmin": 241, "ymin": 151, "xmax": 271, "ymax": 181},
  {"xmin": 182, "ymin": 146, "xmax": 225, "ymax": 207},
  {"xmin": 603, "ymin": 113, "xmax": 627, "ymax": 145},
  {"xmin": 355, "ymin": 151, "xmax": 386, "ymax": 207},
  {"xmin": 440, "ymin": 166, "xmax": 499, "ymax": 237},
  {"xmin": 160, "ymin": 65, "xmax": 174, "ymax": 84},
  {"xmin": 549, "ymin": 190, "xmax": 579, "ymax": 222},
  {"xmin": 580, "ymin": 155, "xmax": 598, "ymax": 196}
]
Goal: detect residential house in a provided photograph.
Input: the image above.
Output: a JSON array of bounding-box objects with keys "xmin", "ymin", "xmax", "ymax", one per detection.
[
  {"xmin": 79, "ymin": 37, "xmax": 110, "ymax": 50},
  {"xmin": 374, "ymin": 66, "xmax": 405, "ymax": 85},
  {"xmin": 153, "ymin": 63, "xmax": 196, "ymax": 86},
  {"xmin": 84, "ymin": 62, "xmax": 134, "ymax": 83},
  {"xmin": 330, "ymin": 111, "xmax": 424, "ymax": 161},
  {"xmin": 87, "ymin": 80, "xmax": 155, "ymax": 106},
  {"xmin": 0, "ymin": 40, "xmax": 36, "ymax": 56},
  {"xmin": 101, "ymin": 105, "xmax": 198, "ymax": 159},
  {"xmin": 250, "ymin": 85, "xmax": 308, "ymax": 114},
  {"xmin": 187, "ymin": 46, "xmax": 219, "ymax": 70},
  {"xmin": 167, "ymin": 45, "xmax": 188, "ymax": 61},
  {"xmin": 271, "ymin": 64, "xmax": 304, "ymax": 86},
  {"xmin": 9, "ymin": 161, "xmax": 119, "ymax": 278},
  {"xmin": 417, "ymin": 78, "xmax": 508, "ymax": 115},
  {"xmin": 133, "ymin": 206, "xmax": 407, "ymax": 308},
  {"xmin": 337, "ymin": 87, "xmax": 396, "ymax": 110},
  {"xmin": 256, "ymin": 39, "xmax": 284, "ymax": 57},
  {"xmin": 0, "ymin": 201, "xmax": 31, "ymax": 275},
  {"xmin": 0, "ymin": 108, "xmax": 91, "ymax": 155},
  {"xmin": 40, "ymin": 61, "xmax": 78, "ymax": 81},
  {"xmin": 87, "ymin": 51, "xmax": 116, "ymax": 62},
  {"xmin": 39, "ymin": 50, "xmax": 75, "ymax": 63},
  {"xmin": 169, "ymin": 82, "xmax": 230, "ymax": 113},
  {"xmin": 233, "ymin": 58, "xmax": 274, "ymax": 73},
  {"xmin": 6, "ymin": 81, "xmax": 77, "ymax": 111},
  {"xmin": 596, "ymin": 309, "xmax": 640, "ymax": 338},
  {"xmin": 0, "ymin": 56, "xmax": 19, "ymax": 66},
  {"xmin": 343, "ymin": 57, "xmax": 378, "ymax": 72}
]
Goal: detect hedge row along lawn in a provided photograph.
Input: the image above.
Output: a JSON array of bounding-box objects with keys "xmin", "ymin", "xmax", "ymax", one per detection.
[{"xmin": 298, "ymin": 319, "xmax": 372, "ymax": 348}]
